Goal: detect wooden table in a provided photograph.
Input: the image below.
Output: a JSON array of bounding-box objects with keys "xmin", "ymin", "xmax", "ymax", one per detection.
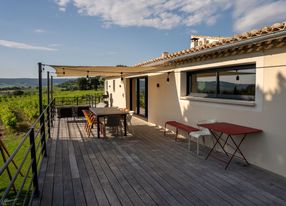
[
  {"xmin": 198, "ymin": 122, "xmax": 262, "ymax": 169},
  {"xmin": 89, "ymin": 107, "xmax": 129, "ymax": 138}
]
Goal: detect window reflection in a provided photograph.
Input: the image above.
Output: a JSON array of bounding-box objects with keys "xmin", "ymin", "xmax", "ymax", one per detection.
[
  {"xmin": 191, "ymin": 72, "xmax": 217, "ymax": 96},
  {"xmin": 219, "ymin": 69, "xmax": 255, "ymax": 100},
  {"xmin": 187, "ymin": 64, "xmax": 256, "ymax": 101}
]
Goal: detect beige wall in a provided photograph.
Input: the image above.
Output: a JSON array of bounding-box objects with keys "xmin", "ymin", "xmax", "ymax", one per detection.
[
  {"xmin": 105, "ymin": 78, "xmax": 127, "ymax": 108},
  {"xmin": 105, "ymin": 47, "xmax": 286, "ymax": 177}
]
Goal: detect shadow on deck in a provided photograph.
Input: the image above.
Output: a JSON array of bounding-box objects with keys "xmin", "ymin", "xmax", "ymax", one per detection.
[{"xmin": 32, "ymin": 117, "xmax": 286, "ymax": 206}]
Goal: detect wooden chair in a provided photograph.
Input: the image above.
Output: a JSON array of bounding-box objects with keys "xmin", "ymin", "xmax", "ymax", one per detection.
[
  {"xmin": 119, "ymin": 108, "xmax": 135, "ymax": 135},
  {"xmin": 82, "ymin": 110, "xmax": 103, "ymax": 137},
  {"xmin": 82, "ymin": 110, "xmax": 92, "ymax": 131},
  {"xmin": 104, "ymin": 115, "xmax": 122, "ymax": 137}
]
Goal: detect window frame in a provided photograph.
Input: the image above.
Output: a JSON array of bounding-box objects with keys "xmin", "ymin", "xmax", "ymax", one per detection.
[{"xmin": 186, "ymin": 64, "xmax": 256, "ymax": 101}]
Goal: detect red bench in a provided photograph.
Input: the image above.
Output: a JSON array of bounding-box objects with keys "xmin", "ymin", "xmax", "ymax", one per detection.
[{"xmin": 164, "ymin": 121, "xmax": 199, "ymax": 141}]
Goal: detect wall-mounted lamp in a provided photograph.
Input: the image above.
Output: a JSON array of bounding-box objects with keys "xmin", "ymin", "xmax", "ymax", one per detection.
[
  {"xmin": 166, "ymin": 72, "xmax": 170, "ymax": 83},
  {"xmin": 86, "ymin": 70, "xmax": 89, "ymax": 80},
  {"xmin": 119, "ymin": 84, "xmax": 122, "ymax": 88},
  {"xmin": 236, "ymin": 70, "xmax": 240, "ymax": 81},
  {"xmin": 120, "ymin": 72, "xmax": 123, "ymax": 81}
]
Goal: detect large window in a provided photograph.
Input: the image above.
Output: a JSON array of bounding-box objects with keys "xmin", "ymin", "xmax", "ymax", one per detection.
[{"xmin": 187, "ymin": 64, "xmax": 256, "ymax": 101}]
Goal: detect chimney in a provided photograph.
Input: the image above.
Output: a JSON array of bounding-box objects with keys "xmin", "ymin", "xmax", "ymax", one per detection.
[{"xmin": 161, "ymin": 52, "xmax": 169, "ymax": 58}]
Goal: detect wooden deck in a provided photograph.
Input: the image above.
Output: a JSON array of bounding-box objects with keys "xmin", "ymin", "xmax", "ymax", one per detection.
[{"xmin": 33, "ymin": 117, "xmax": 286, "ymax": 206}]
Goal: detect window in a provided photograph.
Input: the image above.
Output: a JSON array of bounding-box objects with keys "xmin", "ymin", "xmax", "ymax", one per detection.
[
  {"xmin": 113, "ymin": 80, "xmax": 115, "ymax": 92},
  {"xmin": 105, "ymin": 81, "xmax": 108, "ymax": 91},
  {"xmin": 187, "ymin": 64, "xmax": 256, "ymax": 101}
]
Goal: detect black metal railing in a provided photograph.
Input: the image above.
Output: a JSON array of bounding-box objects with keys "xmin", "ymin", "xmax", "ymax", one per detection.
[
  {"xmin": 55, "ymin": 95, "xmax": 102, "ymax": 107},
  {"xmin": 0, "ymin": 99, "xmax": 55, "ymax": 206}
]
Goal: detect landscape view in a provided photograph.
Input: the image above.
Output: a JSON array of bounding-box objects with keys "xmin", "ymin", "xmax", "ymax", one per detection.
[{"xmin": 1, "ymin": 1, "xmax": 286, "ymax": 206}]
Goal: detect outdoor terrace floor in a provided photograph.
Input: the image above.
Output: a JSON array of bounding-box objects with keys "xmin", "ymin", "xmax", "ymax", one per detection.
[{"xmin": 33, "ymin": 117, "xmax": 286, "ymax": 206}]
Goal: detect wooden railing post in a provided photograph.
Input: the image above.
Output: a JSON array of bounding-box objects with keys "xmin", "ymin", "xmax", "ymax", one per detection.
[{"xmin": 29, "ymin": 128, "xmax": 40, "ymax": 197}]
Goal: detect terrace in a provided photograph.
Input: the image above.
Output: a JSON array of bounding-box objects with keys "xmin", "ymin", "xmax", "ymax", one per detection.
[
  {"xmin": 32, "ymin": 117, "xmax": 286, "ymax": 206},
  {"xmin": 2, "ymin": 26, "xmax": 286, "ymax": 205}
]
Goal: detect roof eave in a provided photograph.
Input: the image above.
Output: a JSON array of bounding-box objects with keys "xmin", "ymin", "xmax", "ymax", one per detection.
[{"xmin": 144, "ymin": 29, "xmax": 286, "ymax": 67}]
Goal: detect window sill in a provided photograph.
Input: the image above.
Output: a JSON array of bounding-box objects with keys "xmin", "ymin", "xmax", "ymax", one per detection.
[{"xmin": 180, "ymin": 96, "xmax": 256, "ymax": 106}]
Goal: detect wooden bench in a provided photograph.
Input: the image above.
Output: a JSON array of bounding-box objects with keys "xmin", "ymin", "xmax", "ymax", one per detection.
[{"xmin": 164, "ymin": 121, "xmax": 199, "ymax": 141}]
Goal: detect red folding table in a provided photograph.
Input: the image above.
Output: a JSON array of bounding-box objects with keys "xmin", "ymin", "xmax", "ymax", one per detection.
[{"xmin": 198, "ymin": 122, "xmax": 262, "ymax": 170}]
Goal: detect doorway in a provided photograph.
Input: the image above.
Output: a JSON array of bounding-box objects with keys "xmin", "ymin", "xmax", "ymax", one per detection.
[{"xmin": 130, "ymin": 77, "xmax": 148, "ymax": 118}]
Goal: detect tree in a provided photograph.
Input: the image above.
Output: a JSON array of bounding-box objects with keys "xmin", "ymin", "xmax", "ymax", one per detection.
[
  {"xmin": 77, "ymin": 78, "xmax": 89, "ymax": 90},
  {"xmin": 90, "ymin": 77, "xmax": 104, "ymax": 90}
]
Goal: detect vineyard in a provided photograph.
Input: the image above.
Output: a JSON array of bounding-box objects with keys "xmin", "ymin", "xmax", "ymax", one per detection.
[{"xmin": 0, "ymin": 89, "xmax": 103, "ymax": 134}]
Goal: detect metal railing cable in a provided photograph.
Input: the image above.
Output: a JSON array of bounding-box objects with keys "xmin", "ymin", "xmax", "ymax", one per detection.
[{"xmin": 0, "ymin": 98, "xmax": 56, "ymax": 206}]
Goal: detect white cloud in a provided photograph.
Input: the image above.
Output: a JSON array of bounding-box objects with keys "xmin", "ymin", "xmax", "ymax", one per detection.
[
  {"xmin": 56, "ymin": 0, "xmax": 230, "ymax": 29},
  {"xmin": 0, "ymin": 40, "xmax": 58, "ymax": 51},
  {"xmin": 54, "ymin": 0, "xmax": 286, "ymax": 32},
  {"xmin": 190, "ymin": 29, "xmax": 198, "ymax": 34},
  {"xmin": 34, "ymin": 29, "xmax": 46, "ymax": 33},
  {"xmin": 55, "ymin": 0, "xmax": 70, "ymax": 11},
  {"xmin": 49, "ymin": 43, "xmax": 61, "ymax": 47},
  {"xmin": 233, "ymin": 0, "xmax": 286, "ymax": 32}
]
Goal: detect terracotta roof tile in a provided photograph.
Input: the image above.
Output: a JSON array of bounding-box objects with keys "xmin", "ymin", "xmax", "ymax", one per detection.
[{"xmin": 134, "ymin": 21, "xmax": 286, "ymax": 67}]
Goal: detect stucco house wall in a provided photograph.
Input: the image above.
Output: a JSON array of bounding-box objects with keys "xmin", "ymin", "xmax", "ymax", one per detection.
[
  {"xmin": 105, "ymin": 47, "xmax": 286, "ymax": 177},
  {"xmin": 105, "ymin": 77, "xmax": 128, "ymax": 108}
]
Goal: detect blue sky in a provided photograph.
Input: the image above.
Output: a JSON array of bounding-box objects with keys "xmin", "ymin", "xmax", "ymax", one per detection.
[{"xmin": 0, "ymin": 0, "xmax": 285, "ymax": 78}]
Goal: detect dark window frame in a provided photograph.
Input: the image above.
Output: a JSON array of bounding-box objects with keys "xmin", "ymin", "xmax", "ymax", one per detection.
[
  {"xmin": 186, "ymin": 64, "xmax": 256, "ymax": 101},
  {"xmin": 129, "ymin": 77, "xmax": 148, "ymax": 118}
]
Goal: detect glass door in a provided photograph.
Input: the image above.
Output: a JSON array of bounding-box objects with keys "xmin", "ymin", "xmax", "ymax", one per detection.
[{"xmin": 130, "ymin": 77, "xmax": 148, "ymax": 117}]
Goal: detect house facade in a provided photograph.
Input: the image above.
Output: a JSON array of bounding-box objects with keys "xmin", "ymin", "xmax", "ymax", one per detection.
[{"xmin": 105, "ymin": 22, "xmax": 286, "ymax": 177}]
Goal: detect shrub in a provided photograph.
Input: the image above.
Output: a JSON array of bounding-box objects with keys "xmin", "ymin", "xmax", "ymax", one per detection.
[
  {"xmin": 12, "ymin": 90, "xmax": 24, "ymax": 96},
  {"xmin": 0, "ymin": 106, "xmax": 17, "ymax": 128}
]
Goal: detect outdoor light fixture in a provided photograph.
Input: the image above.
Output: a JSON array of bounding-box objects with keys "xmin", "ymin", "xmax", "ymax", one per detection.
[
  {"xmin": 236, "ymin": 70, "xmax": 240, "ymax": 81},
  {"xmin": 86, "ymin": 70, "xmax": 89, "ymax": 80},
  {"xmin": 166, "ymin": 72, "xmax": 170, "ymax": 82},
  {"xmin": 120, "ymin": 72, "xmax": 123, "ymax": 81}
]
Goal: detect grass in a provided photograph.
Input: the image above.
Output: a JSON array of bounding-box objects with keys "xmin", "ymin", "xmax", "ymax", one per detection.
[
  {"xmin": 0, "ymin": 132, "xmax": 43, "ymax": 205},
  {"xmin": 0, "ymin": 88, "xmax": 103, "ymax": 204}
]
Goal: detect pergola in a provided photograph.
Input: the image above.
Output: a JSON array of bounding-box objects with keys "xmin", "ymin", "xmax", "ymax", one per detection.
[{"xmin": 37, "ymin": 62, "xmax": 170, "ymax": 117}]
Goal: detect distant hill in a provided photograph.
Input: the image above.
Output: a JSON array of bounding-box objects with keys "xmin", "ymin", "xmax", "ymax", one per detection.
[{"xmin": 0, "ymin": 78, "xmax": 73, "ymax": 88}]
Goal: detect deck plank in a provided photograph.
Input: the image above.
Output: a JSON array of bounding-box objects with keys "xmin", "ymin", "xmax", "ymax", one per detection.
[
  {"xmin": 34, "ymin": 117, "xmax": 286, "ymax": 206},
  {"xmin": 59, "ymin": 119, "xmax": 81, "ymax": 206},
  {"xmin": 133, "ymin": 121, "xmax": 285, "ymax": 205},
  {"xmin": 97, "ymin": 142, "xmax": 146, "ymax": 206},
  {"xmin": 98, "ymin": 139, "xmax": 157, "ymax": 206},
  {"xmin": 39, "ymin": 120, "xmax": 58, "ymax": 206},
  {"xmin": 127, "ymin": 126, "xmax": 255, "ymax": 206},
  {"xmin": 68, "ymin": 122, "xmax": 98, "ymax": 206},
  {"xmin": 74, "ymin": 122, "xmax": 111, "ymax": 206}
]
